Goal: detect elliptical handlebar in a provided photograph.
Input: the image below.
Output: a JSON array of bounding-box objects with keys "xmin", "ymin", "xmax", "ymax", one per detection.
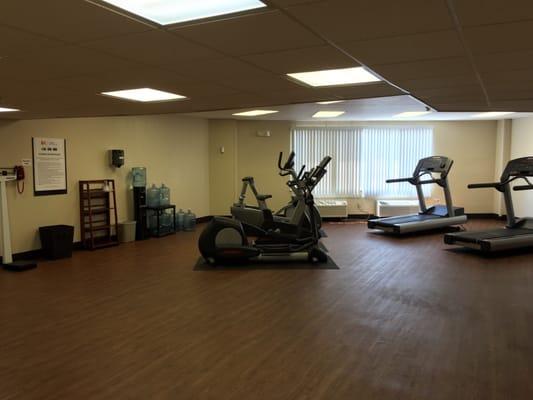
[
  {"xmin": 317, "ymin": 156, "xmax": 332, "ymax": 170},
  {"xmin": 278, "ymin": 151, "xmax": 297, "ymax": 176},
  {"xmin": 305, "ymin": 156, "xmax": 331, "ymax": 189},
  {"xmin": 278, "ymin": 151, "xmax": 295, "ymax": 169},
  {"xmin": 297, "ymin": 165, "xmax": 306, "ymax": 180},
  {"xmin": 277, "ymin": 152, "xmax": 331, "ymax": 193}
]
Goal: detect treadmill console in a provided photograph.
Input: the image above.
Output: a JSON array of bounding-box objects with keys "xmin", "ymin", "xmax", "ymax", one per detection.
[
  {"xmin": 414, "ymin": 156, "xmax": 453, "ymax": 177},
  {"xmin": 502, "ymin": 157, "xmax": 533, "ymax": 180}
]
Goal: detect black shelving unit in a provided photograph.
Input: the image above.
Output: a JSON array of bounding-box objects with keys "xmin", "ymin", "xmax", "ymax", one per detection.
[{"xmin": 141, "ymin": 204, "xmax": 176, "ymax": 237}]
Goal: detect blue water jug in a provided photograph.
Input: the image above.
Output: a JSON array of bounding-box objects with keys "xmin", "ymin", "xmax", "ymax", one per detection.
[
  {"xmin": 148, "ymin": 211, "xmax": 158, "ymax": 234},
  {"xmin": 176, "ymin": 209, "xmax": 185, "ymax": 231},
  {"xmin": 147, "ymin": 184, "xmax": 160, "ymax": 207},
  {"xmin": 184, "ymin": 209, "xmax": 196, "ymax": 231},
  {"xmin": 159, "ymin": 184, "xmax": 170, "ymax": 206},
  {"xmin": 161, "ymin": 210, "xmax": 173, "ymax": 232}
]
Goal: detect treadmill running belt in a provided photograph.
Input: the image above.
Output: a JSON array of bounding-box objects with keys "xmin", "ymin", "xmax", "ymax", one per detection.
[
  {"xmin": 374, "ymin": 214, "xmax": 441, "ymax": 226},
  {"xmin": 451, "ymin": 228, "xmax": 533, "ymax": 242}
]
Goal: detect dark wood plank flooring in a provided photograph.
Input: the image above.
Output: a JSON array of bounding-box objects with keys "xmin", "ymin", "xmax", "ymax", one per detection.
[{"xmin": 1, "ymin": 219, "xmax": 532, "ymax": 400}]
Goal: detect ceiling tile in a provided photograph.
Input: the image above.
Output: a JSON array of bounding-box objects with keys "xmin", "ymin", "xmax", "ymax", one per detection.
[
  {"xmin": 481, "ymin": 68, "xmax": 533, "ymax": 101},
  {"xmin": 434, "ymin": 104, "xmax": 491, "ymax": 112},
  {"xmin": 413, "ymin": 85, "xmax": 485, "ymax": 99},
  {"xmin": 0, "ymin": 25, "xmax": 65, "ymax": 58},
  {"xmin": 453, "ymin": 0, "xmax": 533, "ymax": 26},
  {"xmin": 325, "ymin": 82, "xmax": 405, "ymax": 99},
  {"xmin": 491, "ymin": 99, "xmax": 533, "ymax": 111},
  {"xmin": 340, "ymin": 30, "xmax": 465, "ymax": 65},
  {"xmin": 474, "ymin": 50, "xmax": 533, "ymax": 72},
  {"xmin": 258, "ymin": 88, "xmax": 342, "ymax": 104},
  {"xmin": 166, "ymin": 56, "xmax": 276, "ymax": 80},
  {"xmin": 81, "ymin": 30, "xmax": 221, "ymax": 68},
  {"xmin": 482, "ymin": 67, "xmax": 533, "ymax": 84},
  {"xmin": 221, "ymin": 73, "xmax": 309, "ymax": 92},
  {"xmin": 284, "ymin": 0, "xmax": 454, "ymax": 42},
  {"xmin": 394, "ymin": 74, "xmax": 479, "ymax": 90},
  {"xmin": 0, "ymin": 0, "xmax": 151, "ymax": 43},
  {"xmin": 190, "ymin": 92, "xmax": 276, "ymax": 111},
  {"xmin": 487, "ymin": 85, "xmax": 533, "ymax": 101},
  {"xmin": 51, "ymin": 68, "xmax": 240, "ymax": 98},
  {"xmin": 269, "ymin": 0, "xmax": 321, "ymax": 6},
  {"xmin": 242, "ymin": 45, "xmax": 356, "ymax": 74},
  {"xmin": 463, "ymin": 20, "xmax": 533, "ymax": 55},
  {"xmin": 173, "ymin": 10, "xmax": 323, "ymax": 56},
  {"xmin": 371, "ymin": 57, "xmax": 474, "ymax": 82},
  {"xmin": 0, "ymin": 80, "xmax": 86, "ymax": 107},
  {"xmin": 0, "ymin": 46, "xmax": 141, "ymax": 81},
  {"xmin": 421, "ymin": 93, "xmax": 487, "ymax": 108}
]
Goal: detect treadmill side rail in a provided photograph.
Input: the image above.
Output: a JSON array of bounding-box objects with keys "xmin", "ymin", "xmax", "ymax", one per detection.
[
  {"xmin": 368, "ymin": 214, "xmax": 467, "ymax": 234},
  {"xmin": 445, "ymin": 231, "xmax": 533, "ymax": 252}
]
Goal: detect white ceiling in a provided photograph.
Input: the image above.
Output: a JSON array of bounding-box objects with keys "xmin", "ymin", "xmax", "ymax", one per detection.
[{"xmin": 187, "ymin": 95, "xmax": 533, "ymax": 121}]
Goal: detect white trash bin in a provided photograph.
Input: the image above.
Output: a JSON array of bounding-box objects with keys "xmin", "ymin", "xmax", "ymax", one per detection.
[{"xmin": 118, "ymin": 221, "xmax": 136, "ymax": 243}]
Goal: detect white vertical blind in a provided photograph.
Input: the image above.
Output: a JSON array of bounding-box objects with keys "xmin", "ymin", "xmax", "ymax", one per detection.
[
  {"xmin": 292, "ymin": 126, "xmax": 433, "ymax": 198},
  {"xmin": 358, "ymin": 127, "xmax": 433, "ymax": 197},
  {"xmin": 292, "ymin": 127, "xmax": 358, "ymax": 197}
]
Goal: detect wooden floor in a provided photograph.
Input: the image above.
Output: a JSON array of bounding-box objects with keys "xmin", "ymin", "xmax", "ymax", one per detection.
[{"xmin": 1, "ymin": 219, "xmax": 533, "ymax": 400}]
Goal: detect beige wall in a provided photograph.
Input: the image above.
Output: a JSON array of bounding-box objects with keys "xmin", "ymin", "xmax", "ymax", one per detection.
[
  {"xmin": 209, "ymin": 120, "xmax": 292, "ymax": 215},
  {"xmin": 431, "ymin": 120, "xmax": 497, "ymax": 214},
  {"xmin": 209, "ymin": 119, "xmax": 498, "ymax": 215},
  {"xmin": 0, "ymin": 114, "xmax": 209, "ymax": 255},
  {"xmin": 493, "ymin": 120, "xmax": 512, "ymax": 215},
  {"xmin": 208, "ymin": 120, "xmax": 238, "ymax": 215},
  {"xmin": 509, "ymin": 117, "xmax": 533, "ymax": 217}
]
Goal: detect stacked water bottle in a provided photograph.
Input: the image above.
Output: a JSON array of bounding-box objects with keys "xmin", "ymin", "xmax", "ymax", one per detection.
[
  {"xmin": 176, "ymin": 208, "xmax": 196, "ymax": 232},
  {"xmin": 146, "ymin": 184, "xmax": 196, "ymax": 233}
]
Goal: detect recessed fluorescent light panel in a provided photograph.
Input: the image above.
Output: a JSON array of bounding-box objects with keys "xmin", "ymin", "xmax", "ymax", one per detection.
[
  {"xmin": 316, "ymin": 100, "xmax": 345, "ymax": 105},
  {"xmin": 312, "ymin": 111, "xmax": 345, "ymax": 118},
  {"xmin": 101, "ymin": 88, "xmax": 186, "ymax": 102},
  {"xmin": 101, "ymin": 0, "xmax": 267, "ymax": 25},
  {"xmin": 0, "ymin": 107, "xmax": 20, "ymax": 112},
  {"xmin": 394, "ymin": 111, "xmax": 431, "ymax": 118},
  {"xmin": 472, "ymin": 111, "xmax": 515, "ymax": 118},
  {"xmin": 233, "ymin": 110, "xmax": 279, "ymax": 117},
  {"xmin": 288, "ymin": 67, "xmax": 381, "ymax": 87}
]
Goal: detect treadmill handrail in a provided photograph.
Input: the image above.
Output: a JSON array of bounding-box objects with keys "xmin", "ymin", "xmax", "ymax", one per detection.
[
  {"xmin": 386, "ymin": 177, "xmax": 441, "ymax": 185},
  {"xmin": 513, "ymin": 184, "xmax": 533, "ymax": 191},
  {"xmin": 468, "ymin": 175, "xmax": 529, "ymax": 191},
  {"xmin": 386, "ymin": 177, "xmax": 412, "ymax": 184},
  {"xmin": 417, "ymin": 178, "xmax": 440, "ymax": 185},
  {"xmin": 468, "ymin": 182, "xmax": 500, "ymax": 189}
]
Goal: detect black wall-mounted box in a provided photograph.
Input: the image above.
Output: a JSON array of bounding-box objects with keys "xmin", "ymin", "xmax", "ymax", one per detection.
[{"xmin": 110, "ymin": 149, "xmax": 124, "ymax": 168}]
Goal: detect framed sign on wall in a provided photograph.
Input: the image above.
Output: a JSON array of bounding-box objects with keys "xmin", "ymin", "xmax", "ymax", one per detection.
[{"xmin": 32, "ymin": 137, "xmax": 67, "ymax": 196}]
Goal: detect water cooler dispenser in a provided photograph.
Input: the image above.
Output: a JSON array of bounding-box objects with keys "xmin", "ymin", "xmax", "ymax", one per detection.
[{"xmin": 132, "ymin": 167, "xmax": 147, "ymax": 240}]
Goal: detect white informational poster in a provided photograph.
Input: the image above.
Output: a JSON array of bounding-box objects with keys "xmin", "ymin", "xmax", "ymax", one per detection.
[{"xmin": 32, "ymin": 137, "xmax": 67, "ymax": 196}]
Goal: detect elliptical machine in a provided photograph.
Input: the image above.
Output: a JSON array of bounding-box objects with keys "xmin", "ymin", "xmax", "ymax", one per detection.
[
  {"xmin": 230, "ymin": 151, "xmax": 321, "ymax": 237},
  {"xmin": 199, "ymin": 154, "xmax": 332, "ymax": 265}
]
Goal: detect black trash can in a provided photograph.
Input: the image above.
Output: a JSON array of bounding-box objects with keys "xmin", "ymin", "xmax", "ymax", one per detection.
[{"xmin": 39, "ymin": 225, "xmax": 74, "ymax": 259}]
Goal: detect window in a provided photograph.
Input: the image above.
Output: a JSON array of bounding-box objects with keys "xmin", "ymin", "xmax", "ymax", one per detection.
[{"xmin": 292, "ymin": 126, "xmax": 433, "ymax": 198}]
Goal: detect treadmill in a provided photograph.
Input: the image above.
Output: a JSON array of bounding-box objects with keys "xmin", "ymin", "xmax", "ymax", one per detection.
[
  {"xmin": 445, "ymin": 157, "xmax": 533, "ymax": 252},
  {"xmin": 368, "ymin": 156, "xmax": 467, "ymax": 234}
]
